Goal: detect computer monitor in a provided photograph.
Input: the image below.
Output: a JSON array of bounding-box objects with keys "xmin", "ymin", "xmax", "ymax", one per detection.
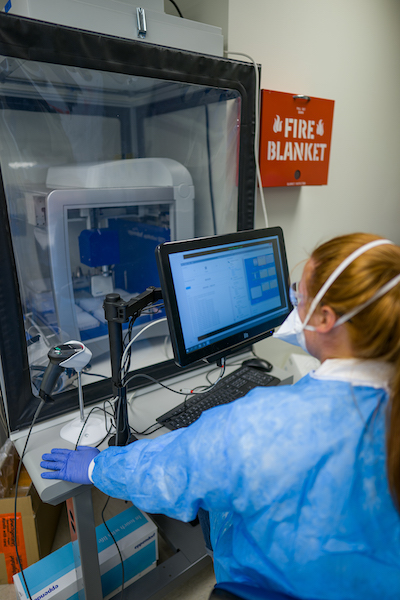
[{"xmin": 155, "ymin": 227, "xmax": 291, "ymax": 367}]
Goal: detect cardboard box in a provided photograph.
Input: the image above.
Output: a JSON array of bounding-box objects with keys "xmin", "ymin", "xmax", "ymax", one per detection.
[
  {"xmin": 14, "ymin": 504, "xmax": 158, "ymax": 600},
  {"xmin": 0, "ymin": 491, "xmax": 39, "ymax": 585},
  {"xmin": 0, "ymin": 441, "xmax": 62, "ymax": 584}
]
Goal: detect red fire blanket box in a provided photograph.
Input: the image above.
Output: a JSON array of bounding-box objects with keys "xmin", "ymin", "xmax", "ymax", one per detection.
[{"xmin": 259, "ymin": 89, "xmax": 335, "ymax": 187}]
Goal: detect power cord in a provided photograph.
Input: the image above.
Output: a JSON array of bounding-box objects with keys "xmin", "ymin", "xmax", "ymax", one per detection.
[
  {"xmin": 13, "ymin": 384, "xmax": 144, "ymax": 599},
  {"xmin": 101, "ymin": 496, "xmax": 125, "ymax": 600},
  {"xmin": 74, "ymin": 401, "xmax": 115, "ymax": 449},
  {"xmin": 167, "ymin": 0, "xmax": 183, "ymax": 18},
  {"xmin": 14, "ymin": 398, "xmax": 116, "ymax": 599},
  {"xmin": 81, "ymin": 369, "xmax": 109, "ymax": 380},
  {"xmin": 119, "ymin": 310, "xmax": 228, "ymax": 397},
  {"xmin": 73, "ymin": 396, "xmax": 164, "ymax": 443},
  {"xmin": 121, "ymin": 317, "xmax": 167, "ymax": 381},
  {"xmin": 123, "ymin": 361, "xmax": 226, "ymax": 398}
]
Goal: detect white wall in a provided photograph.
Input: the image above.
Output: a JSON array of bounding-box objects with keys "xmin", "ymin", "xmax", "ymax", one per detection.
[
  {"xmin": 164, "ymin": 0, "xmax": 229, "ymax": 48},
  {"xmin": 228, "ymin": 0, "xmax": 400, "ymax": 273}
]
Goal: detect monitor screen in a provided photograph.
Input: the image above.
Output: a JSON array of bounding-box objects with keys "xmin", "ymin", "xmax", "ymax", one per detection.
[{"xmin": 155, "ymin": 227, "xmax": 291, "ymax": 367}]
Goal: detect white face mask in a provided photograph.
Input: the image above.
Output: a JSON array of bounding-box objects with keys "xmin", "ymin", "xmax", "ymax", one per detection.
[
  {"xmin": 273, "ymin": 306, "xmax": 313, "ymax": 352},
  {"xmin": 274, "ymin": 238, "xmax": 400, "ymax": 352}
]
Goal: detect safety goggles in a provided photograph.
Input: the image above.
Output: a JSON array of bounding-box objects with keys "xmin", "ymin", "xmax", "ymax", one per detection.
[{"xmin": 289, "ymin": 282, "xmax": 305, "ymax": 307}]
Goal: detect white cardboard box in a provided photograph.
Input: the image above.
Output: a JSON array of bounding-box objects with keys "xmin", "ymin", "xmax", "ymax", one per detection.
[{"xmin": 13, "ymin": 504, "xmax": 158, "ymax": 600}]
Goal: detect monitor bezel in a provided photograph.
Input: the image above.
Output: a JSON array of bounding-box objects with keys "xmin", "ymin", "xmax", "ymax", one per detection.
[{"xmin": 155, "ymin": 227, "xmax": 291, "ymax": 367}]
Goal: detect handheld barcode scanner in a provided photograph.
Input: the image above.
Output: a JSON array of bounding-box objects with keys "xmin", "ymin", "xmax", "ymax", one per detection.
[
  {"xmin": 39, "ymin": 341, "xmax": 110, "ymax": 445},
  {"xmin": 39, "ymin": 341, "xmax": 92, "ymax": 403}
]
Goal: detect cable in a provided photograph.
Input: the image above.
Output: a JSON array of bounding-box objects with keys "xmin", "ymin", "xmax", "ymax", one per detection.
[
  {"xmin": 205, "ymin": 104, "xmax": 217, "ymax": 235},
  {"xmin": 168, "ymin": 0, "xmax": 183, "ymax": 18},
  {"xmin": 14, "ymin": 399, "xmax": 46, "ymax": 600},
  {"xmin": 224, "ymin": 50, "xmax": 269, "ymax": 228},
  {"xmin": 125, "ymin": 362, "xmax": 226, "ymax": 434},
  {"xmin": 81, "ymin": 370, "xmax": 109, "ymax": 380},
  {"xmin": 120, "ymin": 317, "xmax": 168, "ymax": 380},
  {"xmin": 130, "ymin": 422, "xmax": 164, "ymax": 436},
  {"xmin": 181, "ymin": 359, "xmax": 226, "ymax": 414},
  {"xmin": 123, "ymin": 360, "xmax": 226, "ymax": 398},
  {"xmin": 124, "ymin": 371, "xmax": 192, "ymax": 395},
  {"xmin": 141, "ymin": 302, "xmax": 164, "ymax": 314},
  {"xmin": 74, "ymin": 402, "xmax": 115, "ymax": 449},
  {"xmin": 122, "ymin": 317, "xmax": 136, "ymax": 375},
  {"xmin": 101, "ymin": 496, "xmax": 125, "ymax": 600},
  {"xmin": 206, "ymin": 364, "xmax": 232, "ymax": 385},
  {"xmin": 86, "ymin": 397, "xmax": 164, "ymax": 440}
]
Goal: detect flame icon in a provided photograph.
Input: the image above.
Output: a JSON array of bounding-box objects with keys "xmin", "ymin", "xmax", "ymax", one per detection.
[
  {"xmin": 316, "ymin": 119, "xmax": 324, "ymax": 136},
  {"xmin": 273, "ymin": 115, "xmax": 283, "ymax": 133}
]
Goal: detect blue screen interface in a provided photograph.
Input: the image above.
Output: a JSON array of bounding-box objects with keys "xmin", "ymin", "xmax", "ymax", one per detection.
[{"xmin": 168, "ymin": 235, "xmax": 289, "ymax": 354}]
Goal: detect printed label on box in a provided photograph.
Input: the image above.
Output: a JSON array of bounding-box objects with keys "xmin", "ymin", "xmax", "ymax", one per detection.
[
  {"xmin": 14, "ymin": 505, "xmax": 157, "ymax": 600},
  {"xmin": 1, "ymin": 513, "xmax": 27, "ymax": 583}
]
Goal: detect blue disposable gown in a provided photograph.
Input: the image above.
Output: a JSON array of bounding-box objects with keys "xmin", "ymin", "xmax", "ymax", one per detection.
[{"xmin": 91, "ymin": 359, "xmax": 400, "ymax": 599}]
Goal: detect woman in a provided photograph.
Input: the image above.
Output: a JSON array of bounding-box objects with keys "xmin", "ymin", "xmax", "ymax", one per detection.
[{"xmin": 41, "ymin": 232, "xmax": 400, "ymax": 599}]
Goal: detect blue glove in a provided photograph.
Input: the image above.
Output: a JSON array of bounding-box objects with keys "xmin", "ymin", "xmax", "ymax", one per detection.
[{"xmin": 41, "ymin": 446, "xmax": 100, "ymax": 484}]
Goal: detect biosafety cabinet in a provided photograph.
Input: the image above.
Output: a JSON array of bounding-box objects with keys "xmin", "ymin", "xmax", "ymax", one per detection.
[
  {"xmin": 0, "ymin": 13, "xmax": 258, "ymax": 434},
  {"xmin": 18, "ymin": 158, "xmax": 194, "ymax": 355}
]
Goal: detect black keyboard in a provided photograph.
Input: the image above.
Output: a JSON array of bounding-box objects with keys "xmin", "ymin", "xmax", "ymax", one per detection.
[{"xmin": 156, "ymin": 365, "xmax": 280, "ymax": 431}]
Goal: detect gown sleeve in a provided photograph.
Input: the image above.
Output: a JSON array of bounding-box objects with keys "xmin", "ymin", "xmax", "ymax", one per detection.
[
  {"xmin": 91, "ymin": 397, "xmax": 252, "ymax": 521},
  {"xmin": 91, "ymin": 378, "xmax": 323, "ymax": 522}
]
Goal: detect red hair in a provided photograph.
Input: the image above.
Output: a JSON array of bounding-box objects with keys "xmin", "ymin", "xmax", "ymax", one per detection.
[{"xmin": 307, "ymin": 233, "xmax": 400, "ymax": 510}]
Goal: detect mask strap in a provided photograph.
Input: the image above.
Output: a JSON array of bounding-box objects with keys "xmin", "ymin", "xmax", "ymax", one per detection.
[
  {"xmin": 303, "ymin": 238, "xmax": 393, "ymax": 329},
  {"xmin": 335, "ymin": 273, "xmax": 400, "ymax": 326}
]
